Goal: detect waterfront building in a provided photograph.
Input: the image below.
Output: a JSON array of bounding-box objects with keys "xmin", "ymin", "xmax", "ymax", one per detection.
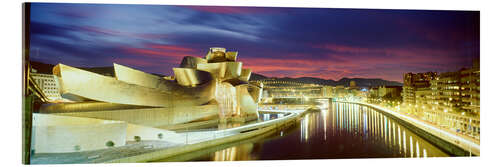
[
  {"xmin": 368, "ymin": 87, "xmax": 379, "ymax": 103},
  {"xmin": 333, "ymin": 85, "xmax": 347, "ymax": 98},
  {"xmin": 378, "ymin": 86, "xmax": 402, "ymax": 101},
  {"xmin": 428, "ymin": 60, "xmax": 480, "ymax": 115},
  {"xmin": 460, "ymin": 60, "xmax": 480, "ymax": 114},
  {"xmin": 415, "ymin": 87, "xmax": 433, "ymax": 108},
  {"xmin": 349, "ymin": 80, "xmax": 358, "ymax": 89},
  {"xmin": 368, "ymin": 86, "xmax": 402, "ymax": 103},
  {"xmin": 321, "ymin": 86, "xmax": 333, "ymax": 97},
  {"xmin": 33, "ymin": 47, "xmax": 264, "ymax": 153},
  {"xmin": 30, "ymin": 72, "xmax": 64, "ymax": 102},
  {"xmin": 403, "ymin": 61, "xmax": 480, "ymax": 137},
  {"xmin": 429, "ymin": 65, "xmax": 480, "ymax": 136},
  {"xmin": 402, "ymin": 72, "xmax": 438, "ymax": 105},
  {"xmin": 431, "ymin": 71, "xmax": 462, "ymax": 112},
  {"xmin": 45, "ymin": 47, "xmax": 263, "ymax": 120}
]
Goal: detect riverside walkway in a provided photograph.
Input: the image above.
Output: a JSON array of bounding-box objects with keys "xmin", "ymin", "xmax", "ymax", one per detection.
[
  {"xmin": 32, "ymin": 107, "xmax": 309, "ymax": 164},
  {"xmin": 106, "ymin": 107, "xmax": 310, "ymax": 163},
  {"xmin": 341, "ymin": 101, "xmax": 480, "ymax": 156}
]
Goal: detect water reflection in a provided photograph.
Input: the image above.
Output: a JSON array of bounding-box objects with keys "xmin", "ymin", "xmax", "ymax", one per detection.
[
  {"xmin": 159, "ymin": 102, "xmax": 449, "ymax": 162},
  {"xmin": 259, "ymin": 113, "xmax": 286, "ymax": 121},
  {"xmin": 213, "ymin": 144, "xmax": 254, "ymax": 161}
]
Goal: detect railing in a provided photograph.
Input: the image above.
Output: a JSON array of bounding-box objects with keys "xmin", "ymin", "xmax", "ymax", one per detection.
[{"xmin": 176, "ymin": 108, "xmax": 303, "ymax": 145}]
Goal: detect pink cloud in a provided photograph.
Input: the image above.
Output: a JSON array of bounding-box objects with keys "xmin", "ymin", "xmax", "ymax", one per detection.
[
  {"xmin": 237, "ymin": 43, "xmax": 467, "ymax": 82},
  {"xmin": 239, "ymin": 57, "xmax": 356, "ymax": 80}
]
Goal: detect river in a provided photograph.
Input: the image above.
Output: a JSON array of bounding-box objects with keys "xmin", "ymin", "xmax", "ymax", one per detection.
[{"xmin": 156, "ymin": 102, "xmax": 449, "ymax": 161}]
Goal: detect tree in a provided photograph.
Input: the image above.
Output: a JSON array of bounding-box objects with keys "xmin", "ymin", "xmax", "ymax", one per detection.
[
  {"xmin": 74, "ymin": 145, "xmax": 81, "ymax": 151},
  {"xmin": 134, "ymin": 136, "xmax": 141, "ymax": 142},
  {"xmin": 158, "ymin": 133, "xmax": 163, "ymax": 139},
  {"xmin": 105, "ymin": 141, "xmax": 114, "ymax": 147}
]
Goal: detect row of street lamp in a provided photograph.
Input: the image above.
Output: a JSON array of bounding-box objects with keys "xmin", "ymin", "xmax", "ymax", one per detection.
[{"xmin": 372, "ymin": 99, "xmax": 478, "ymax": 139}]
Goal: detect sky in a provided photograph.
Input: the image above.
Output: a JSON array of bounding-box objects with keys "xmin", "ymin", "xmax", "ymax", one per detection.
[{"xmin": 28, "ymin": 3, "xmax": 479, "ymax": 82}]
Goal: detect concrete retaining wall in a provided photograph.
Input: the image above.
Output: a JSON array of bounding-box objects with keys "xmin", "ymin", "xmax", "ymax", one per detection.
[
  {"xmin": 126, "ymin": 124, "xmax": 185, "ymax": 144},
  {"xmin": 105, "ymin": 109, "xmax": 302, "ymax": 163},
  {"xmin": 32, "ymin": 114, "xmax": 127, "ymax": 153}
]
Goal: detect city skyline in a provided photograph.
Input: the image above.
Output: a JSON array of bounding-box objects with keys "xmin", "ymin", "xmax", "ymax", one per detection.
[{"xmin": 29, "ymin": 3, "xmax": 479, "ymax": 82}]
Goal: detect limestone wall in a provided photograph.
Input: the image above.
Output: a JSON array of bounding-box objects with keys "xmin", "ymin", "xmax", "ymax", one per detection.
[
  {"xmin": 126, "ymin": 124, "xmax": 185, "ymax": 144},
  {"xmin": 32, "ymin": 114, "xmax": 127, "ymax": 153}
]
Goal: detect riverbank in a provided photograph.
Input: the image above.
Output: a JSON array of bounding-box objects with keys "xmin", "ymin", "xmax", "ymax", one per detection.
[
  {"xmin": 105, "ymin": 107, "xmax": 319, "ymax": 163},
  {"xmin": 339, "ymin": 101, "xmax": 479, "ymax": 156}
]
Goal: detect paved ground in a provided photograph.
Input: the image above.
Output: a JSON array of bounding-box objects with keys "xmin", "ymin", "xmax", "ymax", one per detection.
[{"xmin": 31, "ymin": 140, "xmax": 183, "ymax": 164}]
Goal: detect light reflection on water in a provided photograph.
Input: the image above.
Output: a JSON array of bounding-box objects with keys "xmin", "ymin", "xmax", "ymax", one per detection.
[{"xmin": 158, "ymin": 102, "xmax": 449, "ymax": 162}]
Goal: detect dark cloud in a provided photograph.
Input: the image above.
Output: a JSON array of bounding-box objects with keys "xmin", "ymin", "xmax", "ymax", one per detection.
[{"xmin": 28, "ymin": 3, "xmax": 479, "ymax": 82}]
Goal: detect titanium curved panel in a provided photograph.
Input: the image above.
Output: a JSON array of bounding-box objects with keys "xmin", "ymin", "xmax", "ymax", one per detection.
[
  {"xmin": 54, "ymin": 104, "xmax": 220, "ymax": 127},
  {"xmin": 53, "ymin": 64, "xmax": 216, "ymax": 107},
  {"xmin": 239, "ymin": 68, "xmax": 252, "ymax": 82},
  {"xmin": 196, "ymin": 62, "xmax": 242, "ymax": 80},
  {"xmin": 114, "ymin": 63, "xmax": 176, "ymax": 90},
  {"xmin": 235, "ymin": 84, "xmax": 258, "ymax": 116},
  {"xmin": 225, "ymin": 51, "xmax": 238, "ymax": 62},
  {"xmin": 179, "ymin": 56, "xmax": 207, "ymax": 68},
  {"xmin": 173, "ymin": 68, "xmax": 212, "ymax": 87},
  {"xmin": 247, "ymin": 82, "xmax": 263, "ymax": 103},
  {"xmin": 39, "ymin": 101, "xmax": 154, "ymax": 113},
  {"xmin": 206, "ymin": 47, "xmax": 227, "ymax": 63}
]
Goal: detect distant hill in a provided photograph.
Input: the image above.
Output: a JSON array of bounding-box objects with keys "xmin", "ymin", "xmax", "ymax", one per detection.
[
  {"xmin": 30, "ymin": 61, "xmax": 401, "ymax": 87},
  {"xmin": 248, "ymin": 73, "xmax": 402, "ymax": 88}
]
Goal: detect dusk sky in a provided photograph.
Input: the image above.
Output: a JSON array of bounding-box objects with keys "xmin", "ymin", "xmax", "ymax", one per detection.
[{"xmin": 29, "ymin": 3, "xmax": 479, "ymax": 82}]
